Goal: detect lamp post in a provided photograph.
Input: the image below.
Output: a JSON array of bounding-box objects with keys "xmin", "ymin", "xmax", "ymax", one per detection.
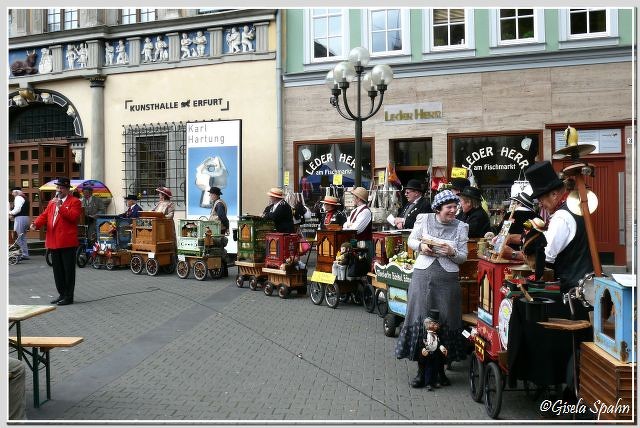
[{"xmin": 326, "ymin": 47, "xmax": 394, "ymax": 188}]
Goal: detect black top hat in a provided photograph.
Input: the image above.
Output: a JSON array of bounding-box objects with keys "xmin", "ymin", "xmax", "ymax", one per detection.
[
  {"xmin": 208, "ymin": 186, "xmax": 223, "ymax": 196},
  {"xmin": 450, "ymin": 177, "xmax": 470, "ymax": 191},
  {"xmin": 54, "ymin": 177, "xmax": 71, "ymax": 188},
  {"xmin": 525, "ymin": 161, "xmax": 564, "ymax": 199},
  {"xmin": 124, "ymin": 194, "xmax": 139, "ymax": 201},
  {"xmin": 11, "ymin": 186, "xmax": 21, "ymax": 192},
  {"xmin": 404, "ymin": 179, "xmax": 424, "ymax": 192},
  {"xmin": 459, "ymin": 186, "xmax": 483, "ymax": 201},
  {"xmin": 510, "ymin": 192, "xmax": 535, "ymax": 211},
  {"xmin": 425, "ymin": 309, "xmax": 440, "ymax": 323}
]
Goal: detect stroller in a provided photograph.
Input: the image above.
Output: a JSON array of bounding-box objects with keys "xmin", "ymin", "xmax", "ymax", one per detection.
[{"xmin": 9, "ymin": 233, "xmax": 24, "ymax": 265}]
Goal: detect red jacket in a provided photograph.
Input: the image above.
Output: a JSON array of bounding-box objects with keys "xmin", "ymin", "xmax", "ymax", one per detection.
[{"xmin": 33, "ymin": 195, "xmax": 82, "ymax": 249}]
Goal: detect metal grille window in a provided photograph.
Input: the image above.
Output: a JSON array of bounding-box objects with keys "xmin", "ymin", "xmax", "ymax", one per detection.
[
  {"xmin": 122, "ymin": 123, "xmax": 186, "ymax": 209},
  {"xmin": 569, "ymin": 8, "xmax": 607, "ymax": 35},
  {"xmin": 9, "ymin": 104, "xmax": 76, "ymax": 140},
  {"xmin": 432, "ymin": 9, "xmax": 466, "ymax": 47},
  {"xmin": 499, "ymin": 9, "xmax": 535, "ymax": 41},
  {"xmin": 312, "ymin": 9, "xmax": 343, "ymax": 59}
]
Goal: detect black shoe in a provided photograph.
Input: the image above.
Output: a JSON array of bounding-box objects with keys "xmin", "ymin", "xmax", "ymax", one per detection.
[
  {"xmin": 57, "ymin": 299, "xmax": 73, "ymax": 306},
  {"xmin": 50, "ymin": 297, "xmax": 63, "ymax": 304}
]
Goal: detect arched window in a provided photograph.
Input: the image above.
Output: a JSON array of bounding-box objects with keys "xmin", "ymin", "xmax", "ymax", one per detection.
[{"xmin": 9, "ymin": 103, "xmax": 76, "ymax": 141}]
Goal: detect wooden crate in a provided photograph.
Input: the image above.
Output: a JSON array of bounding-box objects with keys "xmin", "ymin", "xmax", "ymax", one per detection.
[
  {"xmin": 579, "ymin": 341, "xmax": 636, "ymax": 421},
  {"xmin": 315, "ymin": 229, "xmax": 355, "ymax": 273}
]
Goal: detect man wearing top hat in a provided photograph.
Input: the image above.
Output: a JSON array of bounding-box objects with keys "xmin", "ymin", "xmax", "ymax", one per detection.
[
  {"xmin": 30, "ymin": 177, "xmax": 82, "ymax": 306},
  {"xmin": 262, "ymin": 187, "xmax": 295, "ymax": 233},
  {"xmin": 522, "ymin": 160, "xmax": 593, "ymax": 292},
  {"xmin": 120, "ymin": 194, "xmax": 142, "ymax": 218},
  {"xmin": 393, "ymin": 179, "xmax": 432, "ymax": 230},
  {"xmin": 9, "ymin": 187, "xmax": 30, "ymax": 260}
]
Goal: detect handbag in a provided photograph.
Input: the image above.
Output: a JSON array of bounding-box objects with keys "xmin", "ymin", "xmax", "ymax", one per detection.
[{"xmin": 368, "ymin": 184, "xmax": 388, "ymax": 224}]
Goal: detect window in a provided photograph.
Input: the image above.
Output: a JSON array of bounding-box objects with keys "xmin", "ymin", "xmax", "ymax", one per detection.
[
  {"xmin": 9, "ymin": 104, "xmax": 76, "ymax": 140},
  {"xmin": 47, "ymin": 8, "xmax": 78, "ymax": 31},
  {"xmin": 304, "ymin": 9, "xmax": 349, "ymax": 65},
  {"xmin": 311, "ymin": 9, "xmax": 343, "ymax": 60},
  {"xmin": 120, "ymin": 8, "xmax": 156, "ymax": 25},
  {"xmin": 432, "ymin": 9, "xmax": 466, "ymax": 48},
  {"xmin": 499, "ymin": 9, "xmax": 535, "ymax": 42},
  {"xmin": 123, "ymin": 123, "xmax": 186, "ymax": 207},
  {"xmin": 558, "ymin": 8, "xmax": 619, "ymax": 48},
  {"xmin": 370, "ymin": 9, "xmax": 403, "ymax": 53}
]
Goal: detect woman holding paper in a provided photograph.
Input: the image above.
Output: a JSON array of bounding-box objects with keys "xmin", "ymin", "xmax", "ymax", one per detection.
[{"xmin": 395, "ymin": 189, "xmax": 469, "ymax": 388}]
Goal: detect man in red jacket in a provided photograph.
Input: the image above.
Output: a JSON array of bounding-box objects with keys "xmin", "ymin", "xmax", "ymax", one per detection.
[{"xmin": 31, "ymin": 177, "xmax": 82, "ymax": 305}]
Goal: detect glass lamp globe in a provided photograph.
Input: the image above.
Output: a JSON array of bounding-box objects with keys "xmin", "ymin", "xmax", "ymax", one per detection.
[
  {"xmin": 325, "ymin": 70, "xmax": 338, "ymax": 90},
  {"xmin": 371, "ymin": 64, "xmax": 394, "ymax": 86},
  {"xmin": 333, "ymin": 61, "xmax": 356, "ymax": 83},
  {"xmin": 348, "ymin": 46, "xmax": 370, "ymax": 67},
  {"xmin": 361, "ymin": 72, "xmax": 376, "ymax": 91}
]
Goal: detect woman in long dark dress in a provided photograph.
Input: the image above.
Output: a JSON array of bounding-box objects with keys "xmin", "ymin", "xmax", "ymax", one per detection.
[{"xmin": 395, "ymin": 189, "xmax": 469, "ymax": 388}]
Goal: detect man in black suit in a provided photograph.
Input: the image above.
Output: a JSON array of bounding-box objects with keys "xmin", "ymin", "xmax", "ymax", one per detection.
[
  {"xmin": 393, "ymin": 179, "xmax": 432, "ymax": 230},
  {"xmin": 262, "ymin": 187, "xmax": 295, "ymax": 233}
]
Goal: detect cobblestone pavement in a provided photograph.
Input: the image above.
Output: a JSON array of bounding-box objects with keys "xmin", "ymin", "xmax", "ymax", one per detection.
[{"xmin": 8, "ymin": 255, "xmax": 548, "ymax": 423}]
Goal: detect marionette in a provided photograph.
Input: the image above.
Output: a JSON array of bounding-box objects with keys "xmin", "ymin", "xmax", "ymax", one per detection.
[{"xmin": 419, "ymin": 310, "xmax": 448, "ymax": 391}]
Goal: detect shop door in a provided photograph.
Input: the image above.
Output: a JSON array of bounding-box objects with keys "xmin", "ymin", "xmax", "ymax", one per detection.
[{"xmin": 552, "ymin": 157, "xmax": 626, "ymax": 265}]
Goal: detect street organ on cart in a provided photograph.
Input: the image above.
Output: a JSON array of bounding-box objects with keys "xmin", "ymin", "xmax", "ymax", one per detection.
[
  {"xmin": 261, "ymin": 232, "xmax": 308, "ymax": 298},
  {"xmin": 129, "ymin": 211, "xmax": 177, "ymax": 276},
  {"xmin": 91, "ymin": 215, "xmax": 132, "ymax": 270},
  {"xmin": 175, "ymin": 219, "xmax": 226, "ymax": 280},
  {"xmin": 235, "ymin": 215, "xmax": 273, "ymax": 289}
]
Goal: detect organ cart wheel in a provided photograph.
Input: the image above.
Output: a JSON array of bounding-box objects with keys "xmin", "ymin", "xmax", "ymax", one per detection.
[
  {"xmin": 92, "ymin": 257, "xmax": 101, "ymax": 269},
  {"xmin": 324, "ymin": 282, "xmax": 340, "ymax": 308},
  {"xmin": 484, "ymin": 361, "xmax": 503, "ymax": 419},
  {"xmin": 45, "ymin": 249, "xmax": 53, "ymax": 267},
  {"xmin": 146, "ymin": 258, "xmax": 159, "ymax": 276},
  {"xmin": 351, "ymin": 282, "xmax": 364, "ymax": 305},
  {"xmin": 278, "ymin": 284, "xmax": 289, "ymax": 299},
  {"xmin": 309, "ymin": 282, "xmax": 324, "ymax": 305},
  {"xmin": 193, "ymin": 261, "xmax": 207, "ymax": 280},
  {"xmin": 105, "ymin": 259, "xmax": 115, "ymax": 270},
  {"xmin": 76, "ymin": 245, "xmax": 88, "ymax": 268},
  {"xmin": 9, "ymin": 255, "xmax": 19, "ymax": 265},
  {"xmin": 383, "ymin": 314, "xmax": 399, "ymax": 337},
  {"xmin": 249, "ymin": 276, "xmax": 259, "ymax": 291},
  {"xmin": 209, "ymin": 268, "xmax": 223, "ymax": 279},
  {"xmin": 130, "ymin": 255, "xmax": 143, "ymax": 274},
  {"xmin": 176, "ymin": 260, "xmax": 190, "ymax": 279},
  {"xmin": 264, "ymin": 282, "xmax": 274, "ymax": 296},
  {"xmin": 236, "ymin": 275, "xmax": 244, "ymax": 287},
  {"xmin": 469, "ymin": 353, "xmax": 485, "ymax": 403},
  {"xmin": 375, "ymin": 289, "xmax": 388, "ymax": 317},
  {"xmin": 363, "ymin": 284, "xmax": 376, "ymax": 313}
]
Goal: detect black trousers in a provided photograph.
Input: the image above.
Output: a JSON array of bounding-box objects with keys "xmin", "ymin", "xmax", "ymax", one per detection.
[{"xmin": 51, "ymin": 247, "xmax": 77, "ymax": 300}]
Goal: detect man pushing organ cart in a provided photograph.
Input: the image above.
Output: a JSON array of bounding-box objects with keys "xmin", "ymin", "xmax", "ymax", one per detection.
[{"xmin": 464, "ymin": 126, "xmax": 629, "ymax": 419}]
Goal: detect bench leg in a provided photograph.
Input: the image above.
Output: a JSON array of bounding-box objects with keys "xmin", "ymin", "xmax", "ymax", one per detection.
[
  {"xmin": 45, "ymin": 349, "xmax": 51, "ymax": 401},
  {"xmin": 31, "ymin": 347, "xmax": 39, "ymax": 408}
]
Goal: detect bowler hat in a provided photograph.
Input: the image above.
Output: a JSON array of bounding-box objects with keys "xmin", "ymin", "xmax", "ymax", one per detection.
[
  {"xmin": 404, "ymin": 179, "xmax": 424, "ymax": 192},
  {"xmin": 349, "ymin": 186, "xmax": 369, "ymax": 203},
  {"xmin": 459, "ymin": 186, "xmax": 483, "ymax": 201},
  {"xmin": 54, "ymin": 177, "xmax": 71, "ymax": 188},
  {"xmin": 450, "ymin": 178, "xmax": 470, "ymax": 192},
  {"xmin": 322, "ymin": 195, "xmax": 340, "ymax": 205},
  {"xmin": 124, "ymin": 194, "xmax": 139, "ymax": 201},
  {"xmin": 209, "ymin": 186, "xmax": 223, "ymax": 196},
  {"xmin": 155, "ymin": 186, "xmax": 172, "ymax": 198},
  {"xmin": 267, "ymin": 187, "xmax": 284, "ymax": 198},
  {"xmin": 510, "ymin": 192, "xmax": 535, "ymax": 211},
  {"xmin": 11, "ymin": 186, "xmax": 21, "ymax": 192},
  {"xmin": 525, "ymin": 161, "xmax": 564, "ymax": 199}
]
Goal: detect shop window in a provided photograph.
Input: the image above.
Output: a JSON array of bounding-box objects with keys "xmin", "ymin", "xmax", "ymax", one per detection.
[
  {"xmin": 122, "ymin": 123, "xmax": 186, "ymax": 208},
  {"xmin": 392, "ymin": 139, "xmax": 432, "ymax": 185}
]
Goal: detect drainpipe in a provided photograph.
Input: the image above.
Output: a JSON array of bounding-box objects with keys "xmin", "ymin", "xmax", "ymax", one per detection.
[{"xmin": 276, "ymin": 9, "xmax": 283, "ymax": 187}]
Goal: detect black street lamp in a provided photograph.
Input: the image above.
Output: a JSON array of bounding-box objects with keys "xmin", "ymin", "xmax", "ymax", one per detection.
[{"xmin": 326, "ymin": 47, "xmax": 394, "ymax": 188}]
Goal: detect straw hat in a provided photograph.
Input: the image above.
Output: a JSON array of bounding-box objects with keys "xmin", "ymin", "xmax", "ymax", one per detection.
[
  {"xmin": 155, "ymin": 186, "xmax": 172, "ymax": 198},
  {"xmin": 322, "ymin": 195, "xmax": 340, "ymax": 205},
  {"xmin": 349, "ymin": 187, "xmax": 368, "ymax": 203},
  {"xmin": 267, "ymin": 187, "xmax": 284, "ymax": 198}
]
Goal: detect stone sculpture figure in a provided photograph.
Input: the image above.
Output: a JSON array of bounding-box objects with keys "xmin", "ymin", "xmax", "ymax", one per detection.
[
  {"xmin": 66, "ymin": 44, "xmax": 78, "ymax": 69},
  {"xmin": 142, "ymin": 37, "xmax": 154, "ymax": 62},
  {"xmin": 38, "ymin": 48, "xmax": 53, "ymax": 73},
  {"xmin": 241, "ymin": 25, "xmax": 255, "ymax": 52},
  {"xmin": 194, "ymin": 31, "xmax": 207, "ymax": 57},
  {"xmin": 153, "ymin": 35, "xmax": 168, "ymax": 62},
  {"xmin": 180, "ymin": 33, "xmax": 192, "ymax": 59},
  {"xmin": 77, "ymin": 43, "xmax": 88, "ymax": 68},
  {"xmin": 116, "ymin": 40, "xmax": 128, "ymax": 64},
  {"xmin": 226, "ymin": 27, "xmax": 241, "ymax": 53},
  {"xmin": 105, "ymin": 41, "xmax": 114, "ymax": 65},
  {"xmin": 11, "ymin": 50, "xmax": 38, "ymax": 76}
]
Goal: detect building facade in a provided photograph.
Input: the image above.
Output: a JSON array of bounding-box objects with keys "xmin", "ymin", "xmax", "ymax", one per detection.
[
  {"xmin": 8, "ymin": 8, "xmax": 279, "ymax": 252},
  {"xmin": 282, "ymin": 8, "xmax": 635, "ymax": 266}
]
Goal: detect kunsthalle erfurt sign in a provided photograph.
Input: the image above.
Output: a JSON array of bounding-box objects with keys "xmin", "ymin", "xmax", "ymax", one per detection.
[
  {"xmin": 186, "ymin": 120, "xmax": 241, "ymax": 253},
  {"xmin": 383, "ymin": 103, "xmax": 443, "ymax": 125}
]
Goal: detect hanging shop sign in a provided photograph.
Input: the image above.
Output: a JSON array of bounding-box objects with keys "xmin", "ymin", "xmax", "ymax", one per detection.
[
  {"xmin": 451, "ymin": 134, "xmax": 539, "ymax": 186},
  {"xmin": 186, "ymin": 119, "xmax": 241, "ymax": 252},
  {"xmin": 554, "ymin": 128, "xmax": 622, "ymax": 154},
  {"xmin": 383, "ymin": 103, "xmax": 443, "ymax": 125}
]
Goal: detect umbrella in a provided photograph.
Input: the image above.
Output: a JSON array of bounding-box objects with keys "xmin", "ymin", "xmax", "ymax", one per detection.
[{"xmin": 39, "ymin": 179, "xmax": 113, "ymax": 201}]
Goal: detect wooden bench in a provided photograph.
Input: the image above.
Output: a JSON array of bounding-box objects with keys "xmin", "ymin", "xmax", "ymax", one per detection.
[{"xmin": 9, "ymin": 336, "xmax": 83, "ymax": 408}]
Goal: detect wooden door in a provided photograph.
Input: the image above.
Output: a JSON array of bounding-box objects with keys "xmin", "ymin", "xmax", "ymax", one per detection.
[{"xmin": 553, "ymin": 157, "xmax": 626, "ymax": 265}]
